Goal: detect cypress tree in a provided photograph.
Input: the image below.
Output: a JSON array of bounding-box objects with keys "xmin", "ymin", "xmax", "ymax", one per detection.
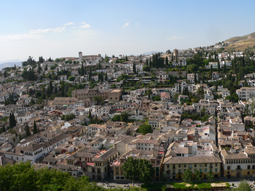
[
  {"xmin": 25, "ymin": 124, "xmax": 31, "ymax": 137},
  {"xmin": 81, "ymin": 62, "xmax": 85, "ymax": 76},
  {"xmin": 13, "ymin": 113, "xmax": 16, "ymax": 127},
  {"xmin": 38, "ymin": 63, "xmax": 41, "ymax": 74},
  {"xmin": 33, "ymin": 121, "xmax": 37, "ymax": 134},
  {"xmin": 215, "ymin": 110, "xmax": 218, "ymax": 147},
  {"xmin": 89, "ymin": 68, "xmax": 92, "ymax": 81},
  {"xmin": 133, "ymin": 63, "xmax": 136, "ymax": 74},
  {"xmin": 217, "ymin": 60, "xmax": 220, "ymax": 73},
  {"xmin": 244, "ymin": 78, "xmax": 248, "ymax": 87},
  {"xmin": 223, "ymin": 63, "xmax": 226, "ymax": 73},
  {"xmin": 9, "ymin": 113, "xmax": 12, "ymax": 128},
  {"xmin": 89, "ymin": 110, "xmax": 92, "ymax": 119},
  {"xmin": 49, "ymin": 81, "xmax": 53, "ymax": 93},
  {"xmin": 243, "ymin": 55, "xmax": 245, "ymax": 67}
]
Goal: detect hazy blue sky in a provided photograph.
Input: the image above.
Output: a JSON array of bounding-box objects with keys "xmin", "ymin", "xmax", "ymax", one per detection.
[{"xmin": 0, "ymin": 0, "xmax": 255, "ymax": 61}]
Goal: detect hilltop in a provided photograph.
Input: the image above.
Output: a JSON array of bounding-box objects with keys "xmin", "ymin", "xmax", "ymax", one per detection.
[{"xmin": 224, "ymin": 32, "xmax": 255, "ymax": 52}]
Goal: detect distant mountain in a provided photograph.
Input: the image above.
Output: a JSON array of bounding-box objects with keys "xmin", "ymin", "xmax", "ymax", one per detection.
[
  {"xmin": 142, "ymin": 51, "xmax": 162, "ymax": 55},
  {"xmin": 0, "ymin": 61, "xmax": 23, "ymax": 70},
  {"xmin": 224, "ymin": 32, "xmax": 255, "ymax": 51}
]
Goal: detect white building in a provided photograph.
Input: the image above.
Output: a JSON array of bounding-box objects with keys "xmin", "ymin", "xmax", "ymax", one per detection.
[
  {"xmin": 2, "ymin": 134, "xmax": 68, "ymax": 164},
  {"xmin": 236, "ymin": 87, "xmax": 255, "ymax": 101}
]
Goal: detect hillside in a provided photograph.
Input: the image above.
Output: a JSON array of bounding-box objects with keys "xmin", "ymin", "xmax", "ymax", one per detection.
[{"xmin": 224, "ymin": 32, "xmax": 255, "ymax": 52}]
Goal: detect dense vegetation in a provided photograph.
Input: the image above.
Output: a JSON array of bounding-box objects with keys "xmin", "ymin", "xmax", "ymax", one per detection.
[
  {"xmin": 122, "ymin": 157, "xmax": 155, "ymax": 185},
  {"xmin": 0, "ymin": 162, "xmax": 145, "ymax": 191}
]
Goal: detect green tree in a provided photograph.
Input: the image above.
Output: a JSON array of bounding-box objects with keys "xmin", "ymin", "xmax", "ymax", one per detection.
[
  {"xmin": 89, "ymin": 68, "xmax": 92, "ymax": 81},
  {"xmin": 39, "ymin": 56, "xmax": 44, "ymax": 63},
  {"xmin": 206, "ymin": 171, "xmax": 214, "ymax": 182},
  {"xmin": 9, "ymin": 113, "xmax": 13, "ymax": 128},
  {"xmin": 152, "ymin": 95, "xmax": 161, "ymax": 101},
  {"xmin": 143, "ymin": 65, "xmax": 150, "ymax": 71},
  {"xmin": 165, "ymin": 56, "xmax": 169, "ymax": 65},
  {"xmin": 81, "ymin": 62, "xmax": 85, "ymax": 76},
  {"xmin": 133, "ymin": 63, "xmax": 136, "ymax": 74},
  {"xmin": 122, "ymin": 157, "xmax": 139, "ymax": 186},
  {"xmin": 33, "ymin": 121, "xmax": 38, "ymax": 134},
  {"xmin": 4, "ymin": 71, "xmax": 7, "ymax": 78},
  {"xmin": 223, "ymin": 63, "xmax": 226, "ymax": 73},
  {"xmin": 138, "ymin": 159, "xmax": 155, "ymax": 183},
  {"xmin": 217, "ymin": 60, "xmax": 220, "ymax": 73},
  {"xmin": 233, "ymin": 180, "xmax": 251, "ymax": 191},
  {"xmin": 112, "ymin": 115, "xmax": 121, "ymax": 121},
  {"xmin": 68, "ymin": 76, "xmax": 75, "ymax": 81},
  {"xmin": 182, "ymin": 169, "xmax": 192, "ymax": 183},
  {"xmin": 93, "ymin": 96, "xmax": 104, "ymax": 105},
  {"xmin": 194, "ymin": 170, "xmax": 201, "ymax": 182},
  {"xmin": 25, "ymin": 124, "xmax": 31, "ymax": 137},
  {"xmin": 120, "ymin": 112, "xmax": 129, "ymax": 122},
  {"xmin": 138, "ymin": 124, "xmax": 152, "ymax": 135},
  {"xmin": 22, "ymin": 56, "xmax": 36, "ymax": 67}
]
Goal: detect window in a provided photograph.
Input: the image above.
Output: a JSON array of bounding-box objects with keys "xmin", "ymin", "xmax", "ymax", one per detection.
[
  {"xmin": 205, "ymin": 164, "xmax": 207, "ymax": 167},
  {"xmin": 200, "ymin": 164, "xmax": 202, "ymax": 167},
  {"xmin": 205, "ymin": 169, "xmax": 207, "ymax": 173},
  {"xmin": 194, "ymin": 164, "xmax": 197, "ymax": 167},
  {"xmin": 199, "ymin": 169, "xmax": 202, "ymax": 173},
  {"xmin": 179, "ymin": 164, "xmax": 181, "ymax": 168},
  {"xmin": 248, "ymin": 165, "xmax": 250, "ymax": 169},
  {"xmin": 215, "ymin": 168, "xmax": 217, "ymax": 172},
  {"xmin": 184, "ymin": 164, "xmax": 186, "ymax": 168},
  {"xmin": 227, "ymin": 166, "xmax": 230, "ymax": 170}
]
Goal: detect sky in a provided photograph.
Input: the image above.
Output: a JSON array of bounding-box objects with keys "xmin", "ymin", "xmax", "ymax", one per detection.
[{"xmin": 0, "ymin": 0, "xmax": 255, "ymax": 62}]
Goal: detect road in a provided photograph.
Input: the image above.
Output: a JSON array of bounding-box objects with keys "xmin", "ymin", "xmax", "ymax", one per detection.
[{"xmin": 96, "ymin": 178, "xmax": 255, "ymax": 189}]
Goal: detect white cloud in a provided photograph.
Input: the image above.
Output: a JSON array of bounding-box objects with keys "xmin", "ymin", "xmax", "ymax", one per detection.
[
  {"xmin": 136, "ymin": 23, "xmax": 140, "ymax": 25},
  {"xmin": 30, "ymin": 27, "xmax": 66, "ymax": 34},
  {"xmin": 64, "ymin": 22, "xmax": 75, "ymax": 26},
  {"xmin": 79, "ymin": 22, "xmax": 91, "ymax": 28},
  {"xmin": 0, "ymin": 33, "xmax": 43, "ymax": 41},
  {"xmin": 0, "ymin": 27, "xmax": 66, "ymax": 41},
  {"xmin": 122, "ymin": 22, "xmax": 130, "ymax": 28},
  {"xmin": 167, "ymin": 35, "xmax": 187, "ymax": 41}
]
